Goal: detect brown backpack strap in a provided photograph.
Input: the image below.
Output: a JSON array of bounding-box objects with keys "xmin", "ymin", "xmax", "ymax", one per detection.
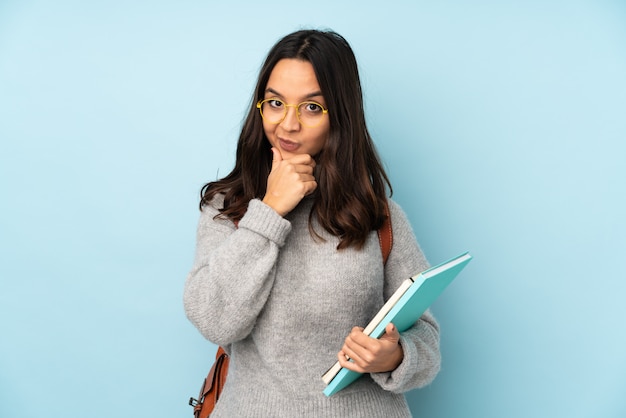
[
  {"xmin": 377, "ymin": 200, "xmax": 393, "ymax": 266},
  {"xmin": 190, "ymin": 346, "xmax": 230, "ymax": 418}
]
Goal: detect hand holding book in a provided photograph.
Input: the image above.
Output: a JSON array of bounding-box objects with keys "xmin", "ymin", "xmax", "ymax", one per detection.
[{"xmin": 337, "ymin": 323, "xmax": 403, "ymax": 374}]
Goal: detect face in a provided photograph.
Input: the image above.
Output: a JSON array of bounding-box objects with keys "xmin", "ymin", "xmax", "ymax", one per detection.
[{"xmin": 262, "ymin": 59, "xmax": 330, "ymax": 159}]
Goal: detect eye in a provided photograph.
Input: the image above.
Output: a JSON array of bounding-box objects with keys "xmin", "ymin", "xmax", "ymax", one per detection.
[
  {"xmin": 301, "ymin": 102, "xmax": 324, "ymax": 114},
  {"xmin": 267, "ymin": 99, "xmax": 284, "ymax": 109}
]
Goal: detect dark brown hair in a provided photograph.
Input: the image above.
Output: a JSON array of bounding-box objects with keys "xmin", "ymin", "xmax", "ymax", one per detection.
[{"xmin": 200, "ymin": 29, "xmax": 392, "ymax": 249}]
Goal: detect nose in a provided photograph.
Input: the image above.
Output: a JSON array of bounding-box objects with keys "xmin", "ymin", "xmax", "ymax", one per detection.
[{"xmin": 279, "ymin": 105, "xmax": 301, "ymax": 131}]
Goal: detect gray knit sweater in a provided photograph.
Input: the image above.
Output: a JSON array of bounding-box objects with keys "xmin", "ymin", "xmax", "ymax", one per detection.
[{"xmin": 184, "ymin": 195, "xmax": 441, "ymax": 417}]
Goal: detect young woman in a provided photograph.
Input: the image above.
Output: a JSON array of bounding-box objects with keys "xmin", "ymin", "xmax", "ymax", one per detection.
[{"xmin": 184, "ymin": 29, "xmax": 441, "ymax": 417}]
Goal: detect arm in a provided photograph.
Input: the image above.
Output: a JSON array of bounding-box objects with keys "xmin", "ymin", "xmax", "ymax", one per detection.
[
  {"xmin": 183, "ymin": 198, "xmax": 291, "ymax": 346},
  {"xmin": 184, "ymin": 148, "xmax": 317, "ymax": 346}
]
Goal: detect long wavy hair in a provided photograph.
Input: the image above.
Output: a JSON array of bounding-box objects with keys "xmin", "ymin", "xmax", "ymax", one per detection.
[{"xmin": 200, "ymin": 29, "xmax": 392, "ymax": 250}]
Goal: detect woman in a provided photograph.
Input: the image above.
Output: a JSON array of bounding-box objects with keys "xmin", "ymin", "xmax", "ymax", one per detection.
[{"xmin": 184, "ymin": 29, "xmax": 441, "ymax": 417}]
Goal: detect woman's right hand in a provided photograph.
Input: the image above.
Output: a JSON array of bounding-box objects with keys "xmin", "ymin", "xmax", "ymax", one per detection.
[{"xmin": 262, "ymin": 147, "xmax": 317, "ymax": 217}]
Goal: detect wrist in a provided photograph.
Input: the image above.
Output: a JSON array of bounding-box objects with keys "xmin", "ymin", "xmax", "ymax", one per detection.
[
  {"xmin": 387, "ymin": 343, "xmax": 404, "ymax": 371},
  {"xmin": 261, "ymin": 196, "xmax": 287, "ymax": 217}
]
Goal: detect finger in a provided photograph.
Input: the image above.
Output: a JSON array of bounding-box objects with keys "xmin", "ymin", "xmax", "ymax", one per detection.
[
  {"xmin": 347, "ymin": 327, "xmax": 374, "ymax": 349},
  {"xmin": 380, "ymin": 323, "xmax": 400, "ymax": 343},
  {"xmin": 342, "ymin": 329, "xmax": 373, "ymax": 362},
  {"xmin": 303, "ymin": 180, "xmax": 318, "ymax": 197},
  {"xmin": 293, "ymin": 163, "xmax": 315, "ymax": 175},
  {"xmin": 339, "ymin": 344, "xmax": 372, "ymax": 372},
  {"xmin": 337, "ymin": 350, "xmax": 351, "ymax": 363},
  {"xmin": 287, "ymin": 153, "xmax": 316, "ymax": 168},
  {"xmin": 340, "ymin": 344, "xmax": 362, "ymax": 365},
  {"xmin": 297, "ymin": 172, "xmax": 316, "ymax": 183},
  {"xmin": 337, "ymin": 348, "xmax": 367, "ymax": 373},
  {"xmin": 270, "ymin": 147, "xmax": 282, "ymax": 171}
]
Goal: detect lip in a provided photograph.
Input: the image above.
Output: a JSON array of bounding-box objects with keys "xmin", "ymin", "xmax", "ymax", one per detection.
[{"xmin": 278, "ymin": 137, "xmax": 300, "ymax": 153}]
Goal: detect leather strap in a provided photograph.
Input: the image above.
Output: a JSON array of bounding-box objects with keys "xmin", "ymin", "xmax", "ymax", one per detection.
[
  {"xmin": 191, "ymin": 346, "xmax": 229, "ymax": 418},
  {"xmin": 377, "ymin": 200, "xmax": 393, "ymax": 265}
]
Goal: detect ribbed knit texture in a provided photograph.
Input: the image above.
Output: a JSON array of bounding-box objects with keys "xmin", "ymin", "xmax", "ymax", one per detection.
[{"xmin": 184, "ymin": 196, "xmax": 441, "ymax": 417}]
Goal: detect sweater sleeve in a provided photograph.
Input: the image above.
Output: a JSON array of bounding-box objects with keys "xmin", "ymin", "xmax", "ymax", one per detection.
[
  {"xmin": 183, "ymin": 198, "xmax": 291, "ymax": 346},
  {"xmin": 369, "ymin": 200, "xmax": 442, "ymax": 392}
]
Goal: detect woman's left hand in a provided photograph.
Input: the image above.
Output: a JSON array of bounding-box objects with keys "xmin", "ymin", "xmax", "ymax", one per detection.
[{"xmin": 337, "ymin": 323, "xmax": 404, "ymax": 373}]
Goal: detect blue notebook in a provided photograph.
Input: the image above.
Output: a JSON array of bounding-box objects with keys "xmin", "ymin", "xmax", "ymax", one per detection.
[{"xmin": 322, "ymin": 252, "xmax": 472, "ymax": 396}]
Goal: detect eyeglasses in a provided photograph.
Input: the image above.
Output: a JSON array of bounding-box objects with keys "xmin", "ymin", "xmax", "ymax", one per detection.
[{"xmin": 256, "ymin": 98, "xmax": 329, "ymax": 128}]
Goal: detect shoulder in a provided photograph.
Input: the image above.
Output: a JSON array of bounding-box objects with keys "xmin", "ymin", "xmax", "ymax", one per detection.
[
  {"xmin": 385, "ymin": 197, "xmax": 429, "ymax": 271},
  {"xmin": 202, "ymin": 192, "xmax": 225, "ymax": 210},
  {"xmin": 198, "ymin": 193, "xmax": 235, "ymax": 230},
  {"xmin": 386, "ymin": 198, "xmax": 412, "ymax": 230}
]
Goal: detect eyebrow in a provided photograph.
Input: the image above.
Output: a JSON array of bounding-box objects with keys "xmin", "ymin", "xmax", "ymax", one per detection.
[{"xmin": 265, "ymin": 87, "xmax": 324, "ymax": 101}]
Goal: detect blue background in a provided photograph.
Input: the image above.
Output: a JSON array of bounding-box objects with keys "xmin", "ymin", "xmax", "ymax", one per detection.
[{"xmin": 1, "ymin": 1, "xmax": 625, "ymax": 417}]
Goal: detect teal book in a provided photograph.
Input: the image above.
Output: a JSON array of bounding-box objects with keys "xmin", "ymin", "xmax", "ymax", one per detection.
[{"xmin": 322, "ymin": 252, "xmax": 472, "ymax": 397}]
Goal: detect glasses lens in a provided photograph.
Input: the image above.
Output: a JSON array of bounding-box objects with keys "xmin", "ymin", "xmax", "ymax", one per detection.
[
  {"xmin": 297, "ymin": 102, "xmax": 325, "ymax": 127},
  {"xmin": 259, "ymin": 99, "xmax": 286, "ymax": 124}
]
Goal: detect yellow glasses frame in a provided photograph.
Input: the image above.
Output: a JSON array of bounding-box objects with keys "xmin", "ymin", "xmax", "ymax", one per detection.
[{"xmin": 256, "ymin": 99, "xmax": 329, "ymax": 128}]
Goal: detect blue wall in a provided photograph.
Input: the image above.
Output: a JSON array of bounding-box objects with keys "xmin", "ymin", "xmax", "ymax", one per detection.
[{"xmin": 1, "ymin": 1, "xmax": 625, "ymax": 417}]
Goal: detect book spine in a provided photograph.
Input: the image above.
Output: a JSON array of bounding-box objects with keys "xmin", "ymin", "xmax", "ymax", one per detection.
[{"xmin": 368, "ymin": 274, "xmax": 426, "ymax": 338}]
